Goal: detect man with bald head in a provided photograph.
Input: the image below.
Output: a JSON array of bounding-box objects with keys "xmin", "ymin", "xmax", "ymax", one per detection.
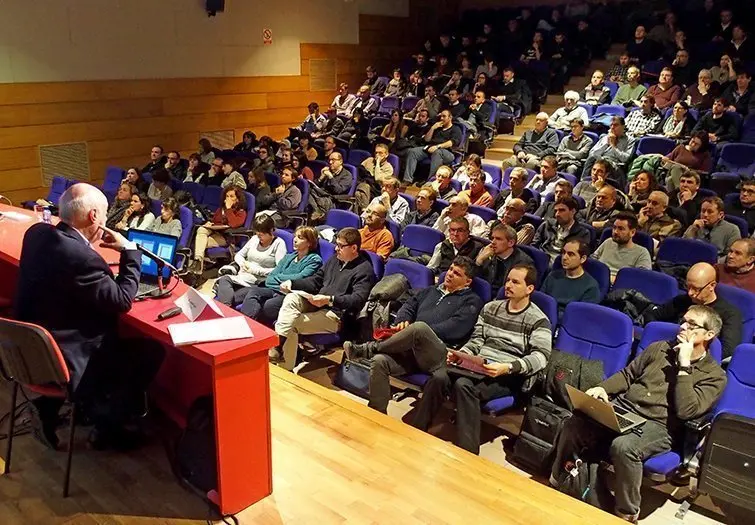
[
  {"xmin": 582, "ymin": 184, "xmax": 622, "ymax": 231},
  {"xmin": 646, "ymin": 262, "xmax": 742, "ymax": 359},
  {"xmin": 359, "ymin": 203, "xmax": 394, "ymax": 261},
  {"xmin": 16, "ymin": 183, "xmax": 165, "ymax": 450},
  {"xmin": 638, "ymin": 190, "xmax": 682, "ymax": 249},
  {"xmin": 501, "ymin": 112, "xmax": 560, "ymax": 170}
]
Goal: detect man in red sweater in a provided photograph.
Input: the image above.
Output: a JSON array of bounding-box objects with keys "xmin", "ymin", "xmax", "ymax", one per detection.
[
  {"xmin": 717, "ymin": 238, "xmax": 755, "ymax": 293},
  {"xmin": 646, "ymin": 67, "xmax": 681, "ymax": 111}
]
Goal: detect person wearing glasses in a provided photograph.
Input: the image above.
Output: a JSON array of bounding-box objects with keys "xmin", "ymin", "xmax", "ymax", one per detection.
[
  {"xmin": 550, "ymin": 305, "xmax": 726, "ymax": 523},
  {"xmin": 204, "ymin": 157, "xmax": 226, "ymax": 187},
  {"xmin": 645, "ymin": 262, "xmax": 742, "ymax": 359},
  {"xmin": 269, "ymin": 227, "xmax": 375, "ymax": 370},
  {"xmin": 724, "ymin": 179, "xmax": 755, "ymax": 235},
  {"xmin": 308, "ymin": 151, "xmax": 353, "ymax": 222}
]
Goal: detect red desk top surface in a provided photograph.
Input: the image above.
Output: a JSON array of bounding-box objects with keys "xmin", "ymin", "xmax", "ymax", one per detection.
[{"xmin": 0, "ymin": 204, "xmax": 278, "ymax": 366}]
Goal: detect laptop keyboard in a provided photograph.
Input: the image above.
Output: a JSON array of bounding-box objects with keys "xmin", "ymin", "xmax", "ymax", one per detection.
[{"xmin": 616, "ymin": 413, "xmax": 635, "ymax": 430}]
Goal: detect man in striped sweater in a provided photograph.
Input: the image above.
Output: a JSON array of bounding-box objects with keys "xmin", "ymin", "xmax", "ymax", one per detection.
[{"xmin": 413, "ymin": 263, "xmax": 553, "ymax": 454}]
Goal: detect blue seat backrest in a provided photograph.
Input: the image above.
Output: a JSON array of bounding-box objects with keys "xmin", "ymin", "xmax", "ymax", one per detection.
[
  {"xmin": 364, "ymin": 250, "xmax": 385, "ymax": 280},
  {"xmin": 657, "ymin": 237, "xmax": 718, "ymax": 265},
  {"xmin": 293, "ymin": 178, "xmax": 309, "ymax": 213},
  {"xmin": 556, "ymin": 302, "xmax": 633, "ymax": 378},
  {"xmin": 726, "ymin": 215, "xmax": 749, "ymax": 238},
  {"xmin": 319, "ymin": 239, "xmax": 336, "ymax": 262},
  {"xmin": 309, "ymin": 160, "xmax": 328, "ymax": 178},
  {"xmin": 347, "ymin": 149, "xmax": 371, "ymax": 166},
  {"xmin": 103, "ymin": 167, "xmax": 124, "ymax": 192},
  {"xmin": 242, "ymin": 192, "xmax": 256, "ymax": 229},
  {"xmin": 714, "ymin": 344, "xmax": 755, "ymax": 418},
  {"xmin": 469, "ymin": 204, "xmax": 496, "ymax": 223},
  {"xmin": 325, "ymin": 209, "xmax": 360, "ymax": 230},
  {"xmin": 202, "ymin": 186, "xmax": 223, "ymax": 211},
  {"xmin": 276, "ymin": 229, "xmax": 294, "ymax": 252},
  {"xmin": 384, "ymin": 259, "xmax": 434, "ymax": 289},
  {"xmin": 717, "ymin": 284, "xmax": 755, "ymax": 343},
  {"xmin": 613, "ymin": 267, "xmax": 680, "ymax": 305},
  {"xmin": 343, "ymin": 164, "xmax": 358, "ymax": 196},
  {"xmin": 438, "ymin": 273, "xmax": 492, "ymax": 303},
  {"xmin": 595, "ymin": 104, "xmax": 626, "ymax": 117},
  {"xmin": 638, "ymin": 321, "xmax": 722, "ymax": 363},
  {"xmin": 518, "ymin": 245, "xmax": 549, "ymax": 288},
  {"xmin": 400, "ymin": 192, "xmax": 416, "ymax": 211},
  {"xmin": 401, "ymin": 224, "xmax": 444, "ymax": 256},
  {"xmin": 386, "ymin": 220, "xmax": 401, "ymax": 246},
  {"xmin": 387, "ymin": 154, "xmax": 400, "ymax": 176},
  {"xmin": 483, "ymin": 163, "xmax": 502, "ymax": 187},
  {"xmin": 150, "ymin": 199, "xmax": 162, "ymax": 217},
  {"xmin": 49, "ymin": 176, "xmax": 69, "ymax": 204},
  {"xmin": 178, "ymin": 205, "xmax": 194, "ymax": 249},
  {"xmin": 182, "ymin": 182, "xmax": 205, "ymax": 203}
]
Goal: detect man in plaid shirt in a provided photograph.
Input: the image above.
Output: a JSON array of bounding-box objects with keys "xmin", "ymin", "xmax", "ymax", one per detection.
[
  {"xmin": 624, "ymin": 95, "xmax": 663, "ymax": 138},
  {"xmin": 608, "ymin": 52, "xmax": 631, "ymax": 83}
]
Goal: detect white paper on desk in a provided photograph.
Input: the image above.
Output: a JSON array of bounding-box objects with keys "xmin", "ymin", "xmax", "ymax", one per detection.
[
  {"xmin": 0, "ymin": 211, "xmax": 33, "ymax": 222},
  {"xmin": 168, "ymin": 316, "xmax": 253, "ymax": 346},
  {"xmin": 174, "ymin": 286, "xmax": 225, "ymax": 322}
]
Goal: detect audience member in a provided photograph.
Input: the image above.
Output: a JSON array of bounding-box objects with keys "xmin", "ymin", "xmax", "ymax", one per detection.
[
  {"xmin": 446, "ymin": 88, "xmax": 469, "ymax": 121},
  {"xmin": 337, "ymin": 108, "xmax": 370, "ymax": 147},
  {"xmin": 214, "ymin": 215, "xmax": 287, "ymax": 308},
  {"xmin": 452, "ymin": 154, "xmax": 492, "ymax": 186},
  {"xmin": 250, "ymin": 146, "xmax": 275, "ymax": 174},
  {"xmin": 428, "ymin": 216, "xmax": 485, "ymax": 273},
  {"xmin": 683, "ymin": 69, "xmax": 719, "ymax": 111},
  {"xmin": 106, "ymin": 182, "xmax": 136, "ymax": 229},
  {"xmin": 234, "ymin": 131, "xmax": 257, "ymax": 154},
  {"xmin": 581, "ymin": 70, "xmax": 612, "ymax": 106},
  {"xmin": 582, "ymin": 185, "xmax": 623, "ymax": 232},
  {"xmin": 235, "ymin": 226, "xmax": 322, "ymax": 320},
  {"xmin": 385, "ymin": 69, "xmax": 408, "ymax": 98},
  {"xmin": 364, "ymin": 66, "xmax": 387, "ymax": 96},
  {"xmin": 710, "ymin": 54, "xmax": 736, "ymax": 86},
  {"xmin": 123, "ymin": 167, "xmax": 149, "ymax": 193},
  {"xmin": 332, "ymin": 83, "xmax": 356, "ymax": 118},
  {"xmin": 647, "ymin": 68, "xmax": 682, "ymax": 111},
  {"xmin": 403, "ymin": 109, "xmax": 461, "ymax": 185},
  {"xmin": 463, "ymin": 90, "xmax": 494, "ymax": 140},
  {"xmin": 608, "ymin": 52, "xmax": 631, "ymax": 83},
  {"xmin": 535, "ymin": 179, "xmax": 573, "ymax": 220},
  {"xmin": 411, "ymin": 264, "xmax": 552, "ymax": 454},
  {"xmin": 627, "ymin": 171, "xmax": 658, "ymax": 213},
  {"xmin": 671, "ymin": 49, "xmax": 696, "ymax": 89},
  {"xmin": 526, "ymin": 155, "xmax": 561, "ymax": 197},
  {"xmin": 501, "ymin": 113, "xmax": 559, "ymax": 171},
  {"xmin": 541, "ymin": 239, "xmax": 601, "ymax": 316},
  {"xmin": 114, "ymin": 192, "xmax": 155, "ymax": 232},
  {"xmin": 189, "ymin": 186, "xmax": 247, "ymax": 274},
  {"xmin": 533, "ymin": 197, "xmax": 592, "ymax": 262},
  {"xmin": 459, "ymin": 171, "xmax": 493, "ymax": 208},
  {"xmin": 662, "ymin": 132, "xmax": 713, "ymax": 190},
  {"xmin": 405, "ymin": 85, "xmax": 441, "ymax": 120},
  {"xmin": 492, "ymin": 67, "xmax": 529, "ymax": 116},
  {"xmin": 683, "ymin": 196, "xmax": 741, "ymax": 260},
  {"xmin": 262, "ymin": 166, "xmax": 303, "ymax": 228},
  {"xmin": 381, "ymin": 109, "xmax": 410, "ymax": 146},
  {"xmin": 638, "ymin": 190, "xmax": 682, "ymax": 247},
  {"xmin": 583, "ymin": 117, "xmax": 635, "ymax": 185},
  {"xmin": 362, "ymin": 177, "xmax": 409, "ymax": 226},
  {"xmin": 165, "ymin": 151, "xmax": 186, "ymax": 180},
  {"xmin": 431, "ymin": 165, "xmax": 458, "ymax": 200},
  {"xmin": 309, "ymin": 152, "xmax": 353, "ymax": 221},
  {"xmin": 548, "ymin": 91, "xmax": 590, "ymax": 131},
  {"xmin": 359, "ymin": 203, "xmax": 394, "ymax": 261},
  {"xmin": 724, "ymin": 180, "xmax": 755, "ymax": 234},
  {"xmin": 592, "ymin": 212, "xmax": 652, "ymax": 281},
  {"xmin": 611, "ymin": 66, "xmax": 647, "ymax": 107},
  {"xmin": 669, "ymin": 171, "xmax": 705, "ymax": 227},
  {"xmin": 220, "ymin": 158, "xmax": 246, "ymax": 189},
  {"xmin": 352, "ymin": 86, "xmax": 380, "ymax": 117},
  {"xmin": 143, "ymin": 144, "xmax": 166, "ymax": 173},
  {"xmin": 556, "ymin": 119, "xmax": 594, "ymax": 175},
  {"xmin": 645, "ymin": 262, "xmax": 742, "ymax": 359},
  {"xmin": 345, "ymin": 257, "xmax": 482, "ymax": 414},
  {"xmin": 722, "ymin": 69, "xmax": 752, "ymax": 116},
  {"xmin": 661, "ymin": 100, "xmax": 696, "ymax": 142},
  {"xmin": 183, "ymin": 154, "xmax": 206, "ymax": 184},
  {"xmin": 147, "ymin": 197, "xmax": 182, "ymax": 239},
  {"xmin": 624, "ymin": 95, "xmax": 663, "ymax": 138},
  {"xmin": 475, "ymin": 223, "xmax": 534, "ymax": 297},
  {"xmin": 495, "ymin": 167, "xmax": 537, "ymax": 214},
  {"xmin": 297, "ymin": 102, "xmax": 327, "ymax": 134},
  {"xmin": 17, "ymin": 183, "xmax": 165, "ymax": 451},
  {"xmin": 574, "ymin": 159, "xmax": 610, "ymax": 203},
  {"xmin": 204, "ymin": 157, "xmax": 226, "ymax": 187},
  {"xmin": 626, "ymin": 25, "xmax": 658, "ymax": 66},
  {"xmin": 271, "ymin": 227, "xmax": 375, "ymax": 370},
  {"xmin": 147, "ymin": 168, "xmax": 173, "ymax": 201},
  {"xmin": 691, "ymin": 97, "xmax": 739, "ymax": 145},
  {"xmin": 717, "ymin": 239, "xmax": 755, "ymax": 292},
  {"xmin": 312, "ymin": 107, "xmax": 345, "ymax": 142},
  {"xmin": 495, "ymin": 198, "xmax": 537, "ymax": 246},
  {"xmin": 404, "ymin": 186, "xmax": 439, "ymax": 228},
  {"xmin": 198, "ymin": 138, "xmax": 216, "ymax": 166},
  {"xmin": 551, "ymin": 304, "xmax": 725, "ymax": 523},
  {"xmin": 727, "ymin": 24, "xmax": 754, "ymax": 63}
]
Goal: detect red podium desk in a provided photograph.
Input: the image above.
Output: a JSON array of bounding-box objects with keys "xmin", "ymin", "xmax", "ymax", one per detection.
[{"xmin": 0, "ymin": 204, "xmax": 278, "ymax": 515}]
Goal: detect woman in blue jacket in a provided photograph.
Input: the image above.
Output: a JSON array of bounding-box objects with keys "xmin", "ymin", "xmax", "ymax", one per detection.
[{"xmin": 237, "ymin": 226, "xmax": 323, "ymax": 319}]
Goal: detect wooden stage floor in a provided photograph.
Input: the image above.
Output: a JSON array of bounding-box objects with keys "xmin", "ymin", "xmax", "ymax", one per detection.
[{"xmin": 0, "ymin": 366, "xmax": 624, "ymax": 524}]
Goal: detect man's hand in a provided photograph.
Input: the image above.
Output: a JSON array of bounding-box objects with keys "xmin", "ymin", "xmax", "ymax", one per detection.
[
  {"xmin": 585, "ymin": 386, "xmax": 609, "ymax": 403},
  {"xmin": 483, "ymin": 362, "xmax": 512, "ymax": 377},
  {"xmin": 679, "ymin": 189, "xmax": 693, "ymax": 204},
  {"xmin": 308, "ymin": 294, "xmax": 331, "ymax": 307},
  {"xmin": 427, "ymin": 145, "xmax": 438, "ymax": 154},
  {"xmin": 692, "ymin": 218, "xmax": 706, "ymax": 229},
  {"xmin": 477, "ymin": 243, "xmax": 495, "ymax": 264},
  {"xmin": 279, "ymin": 280, "xmax": 293, "ymax": 293},
  {"xmin": 275, "ymin": 185, "xmax": 285, "ymax": 195},
  {"xmin": 709, "ymin": 133, "xmax": 719, "ymax": 143},
  {"xmin": 592, "ymin": 220, "xmax": 608, "ymax": 229},
  {"xmin": 393, "ymin": 321, "xmax": 410, "ymax": 332},
  {"xmin": 517, "ymin": 151, "xmax": 526, "ymax": 161},
  {"xmin": 675, "ymin": 332, "xmax": 694, "ymax": 367},
  {"xmin": 99, "ymin": 226, "xmax": 130, "ymax": 252},
  {"xmin": 607, "ymin": 132, "xmax": 618, "ymax": 147}
]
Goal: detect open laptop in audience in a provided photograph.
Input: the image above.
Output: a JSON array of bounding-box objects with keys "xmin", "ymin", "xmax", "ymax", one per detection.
[
  {"xmin": 566, "ymin": 384, "xmax": 646, "ymax": 434},
  {"xmin": 127, "ymin": 229, "xmax": 178, "ymax": 298},
  {"xmin": 448, "ymin": 350, "xmax": 488, "ymax": 380}
]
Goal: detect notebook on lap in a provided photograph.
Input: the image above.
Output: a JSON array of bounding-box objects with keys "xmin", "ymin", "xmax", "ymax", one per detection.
[{"xmin": 126, "ymin": 229, "xmax": 178, "ymax": 297}]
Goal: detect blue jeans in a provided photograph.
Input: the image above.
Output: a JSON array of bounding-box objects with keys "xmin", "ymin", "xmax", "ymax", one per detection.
[
  {"xmin": 239, "ymin": 286, "xmax": 280, "ymax": 319},
  {"xmin": 403, "ymin": 147, "xmax": 455, "ymax": 183}
]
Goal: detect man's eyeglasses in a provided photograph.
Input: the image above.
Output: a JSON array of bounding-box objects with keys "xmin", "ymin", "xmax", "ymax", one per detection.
[
  {"xmin": 647, "ymin": 199, "xmax": 662, "ymax": 206},
  {"xmin": 680, "ymin": 319, "xmax": 707, "ymax": 331},
  {"xmin": 687, "ymin": 280, "xmax": 715, "ymax": 296},
  {"xmin": 449, "ymin": 227, "xmax": 468, "ymax": 234},
  {"xmin": 741, "ymin": 188, "xmax": 755, "ymax": 195},
  {"xmin": 335, "ymin": 242, "xmax": 352, "ymax": 249}
]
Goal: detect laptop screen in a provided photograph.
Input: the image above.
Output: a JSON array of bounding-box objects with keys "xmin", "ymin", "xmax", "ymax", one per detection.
[{"xmin": 126, "ymin": 229, "xmax": 178, "ymax": 278}]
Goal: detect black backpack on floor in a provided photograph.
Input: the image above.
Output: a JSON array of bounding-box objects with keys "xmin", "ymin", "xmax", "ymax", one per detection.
[{"xmin": 175, "ymin": 396, "xmax": 218, "ymax": 494}]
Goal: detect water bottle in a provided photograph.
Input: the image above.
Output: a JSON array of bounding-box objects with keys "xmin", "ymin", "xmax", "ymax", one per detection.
[{"xmin": 42, "ymin": 208, "xmax": 52, "ymax": 224}]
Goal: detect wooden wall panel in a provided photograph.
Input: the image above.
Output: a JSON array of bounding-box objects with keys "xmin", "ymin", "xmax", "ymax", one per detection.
[{"xmin": 0, "ymin": 13, "xmax": 421, "ymax": 202}]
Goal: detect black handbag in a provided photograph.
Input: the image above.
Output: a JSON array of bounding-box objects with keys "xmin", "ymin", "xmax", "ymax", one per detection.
[
  {"xmin": 333, "ymin": 354, "xmax": 371, "ymax": 399},
  {"xmin": 511, "ymin": 396, "xmax": 572, "ymax": 474}
]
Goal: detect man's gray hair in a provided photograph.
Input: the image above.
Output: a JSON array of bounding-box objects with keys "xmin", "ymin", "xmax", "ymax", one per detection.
[
  {"xmin": 688, "ymin": 305, "xmax": 723, "ymax": 338},
  {"xmin": 58, "ymin": 183, "xmax": 107, "ymax": 224},
  {"xmin": 564, "ymin": 90, "xmax": 580, "ymax": 101}
]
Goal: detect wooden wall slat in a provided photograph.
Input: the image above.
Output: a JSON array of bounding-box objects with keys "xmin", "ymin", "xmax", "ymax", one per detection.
[
  {"xmin": 0, "ymin": 167, "xmax": 44, "ymax": 192},
  {"xmin": 0, "ymin": 147, "xmax": 39, "ymax": 171},
  {"xmin": 88, "ymin": 133, "xmax": 201, "ymax": 162},
  {"xmin": 0, "ymin": 99, "xmax": 164, "ymax": 128}
]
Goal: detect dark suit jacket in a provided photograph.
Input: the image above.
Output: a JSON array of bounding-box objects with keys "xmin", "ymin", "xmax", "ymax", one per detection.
[{"xmin": 15, "ymin": 222, "xmax": 141, "ymax": 390}]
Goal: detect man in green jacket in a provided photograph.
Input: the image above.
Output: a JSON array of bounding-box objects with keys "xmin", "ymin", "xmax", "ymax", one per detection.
[{"xmin": 549, "ymin": 304, "xmax": 727, "ymax": 523}]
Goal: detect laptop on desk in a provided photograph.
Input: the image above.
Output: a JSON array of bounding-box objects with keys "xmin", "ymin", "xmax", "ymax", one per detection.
[
  {"xmin": 126, "ymin": 229, "xmax": 178, "ymax": 297},
  {"xmin": 566, "ymin": 384, "xmax": 646, "ymax": 434}
]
